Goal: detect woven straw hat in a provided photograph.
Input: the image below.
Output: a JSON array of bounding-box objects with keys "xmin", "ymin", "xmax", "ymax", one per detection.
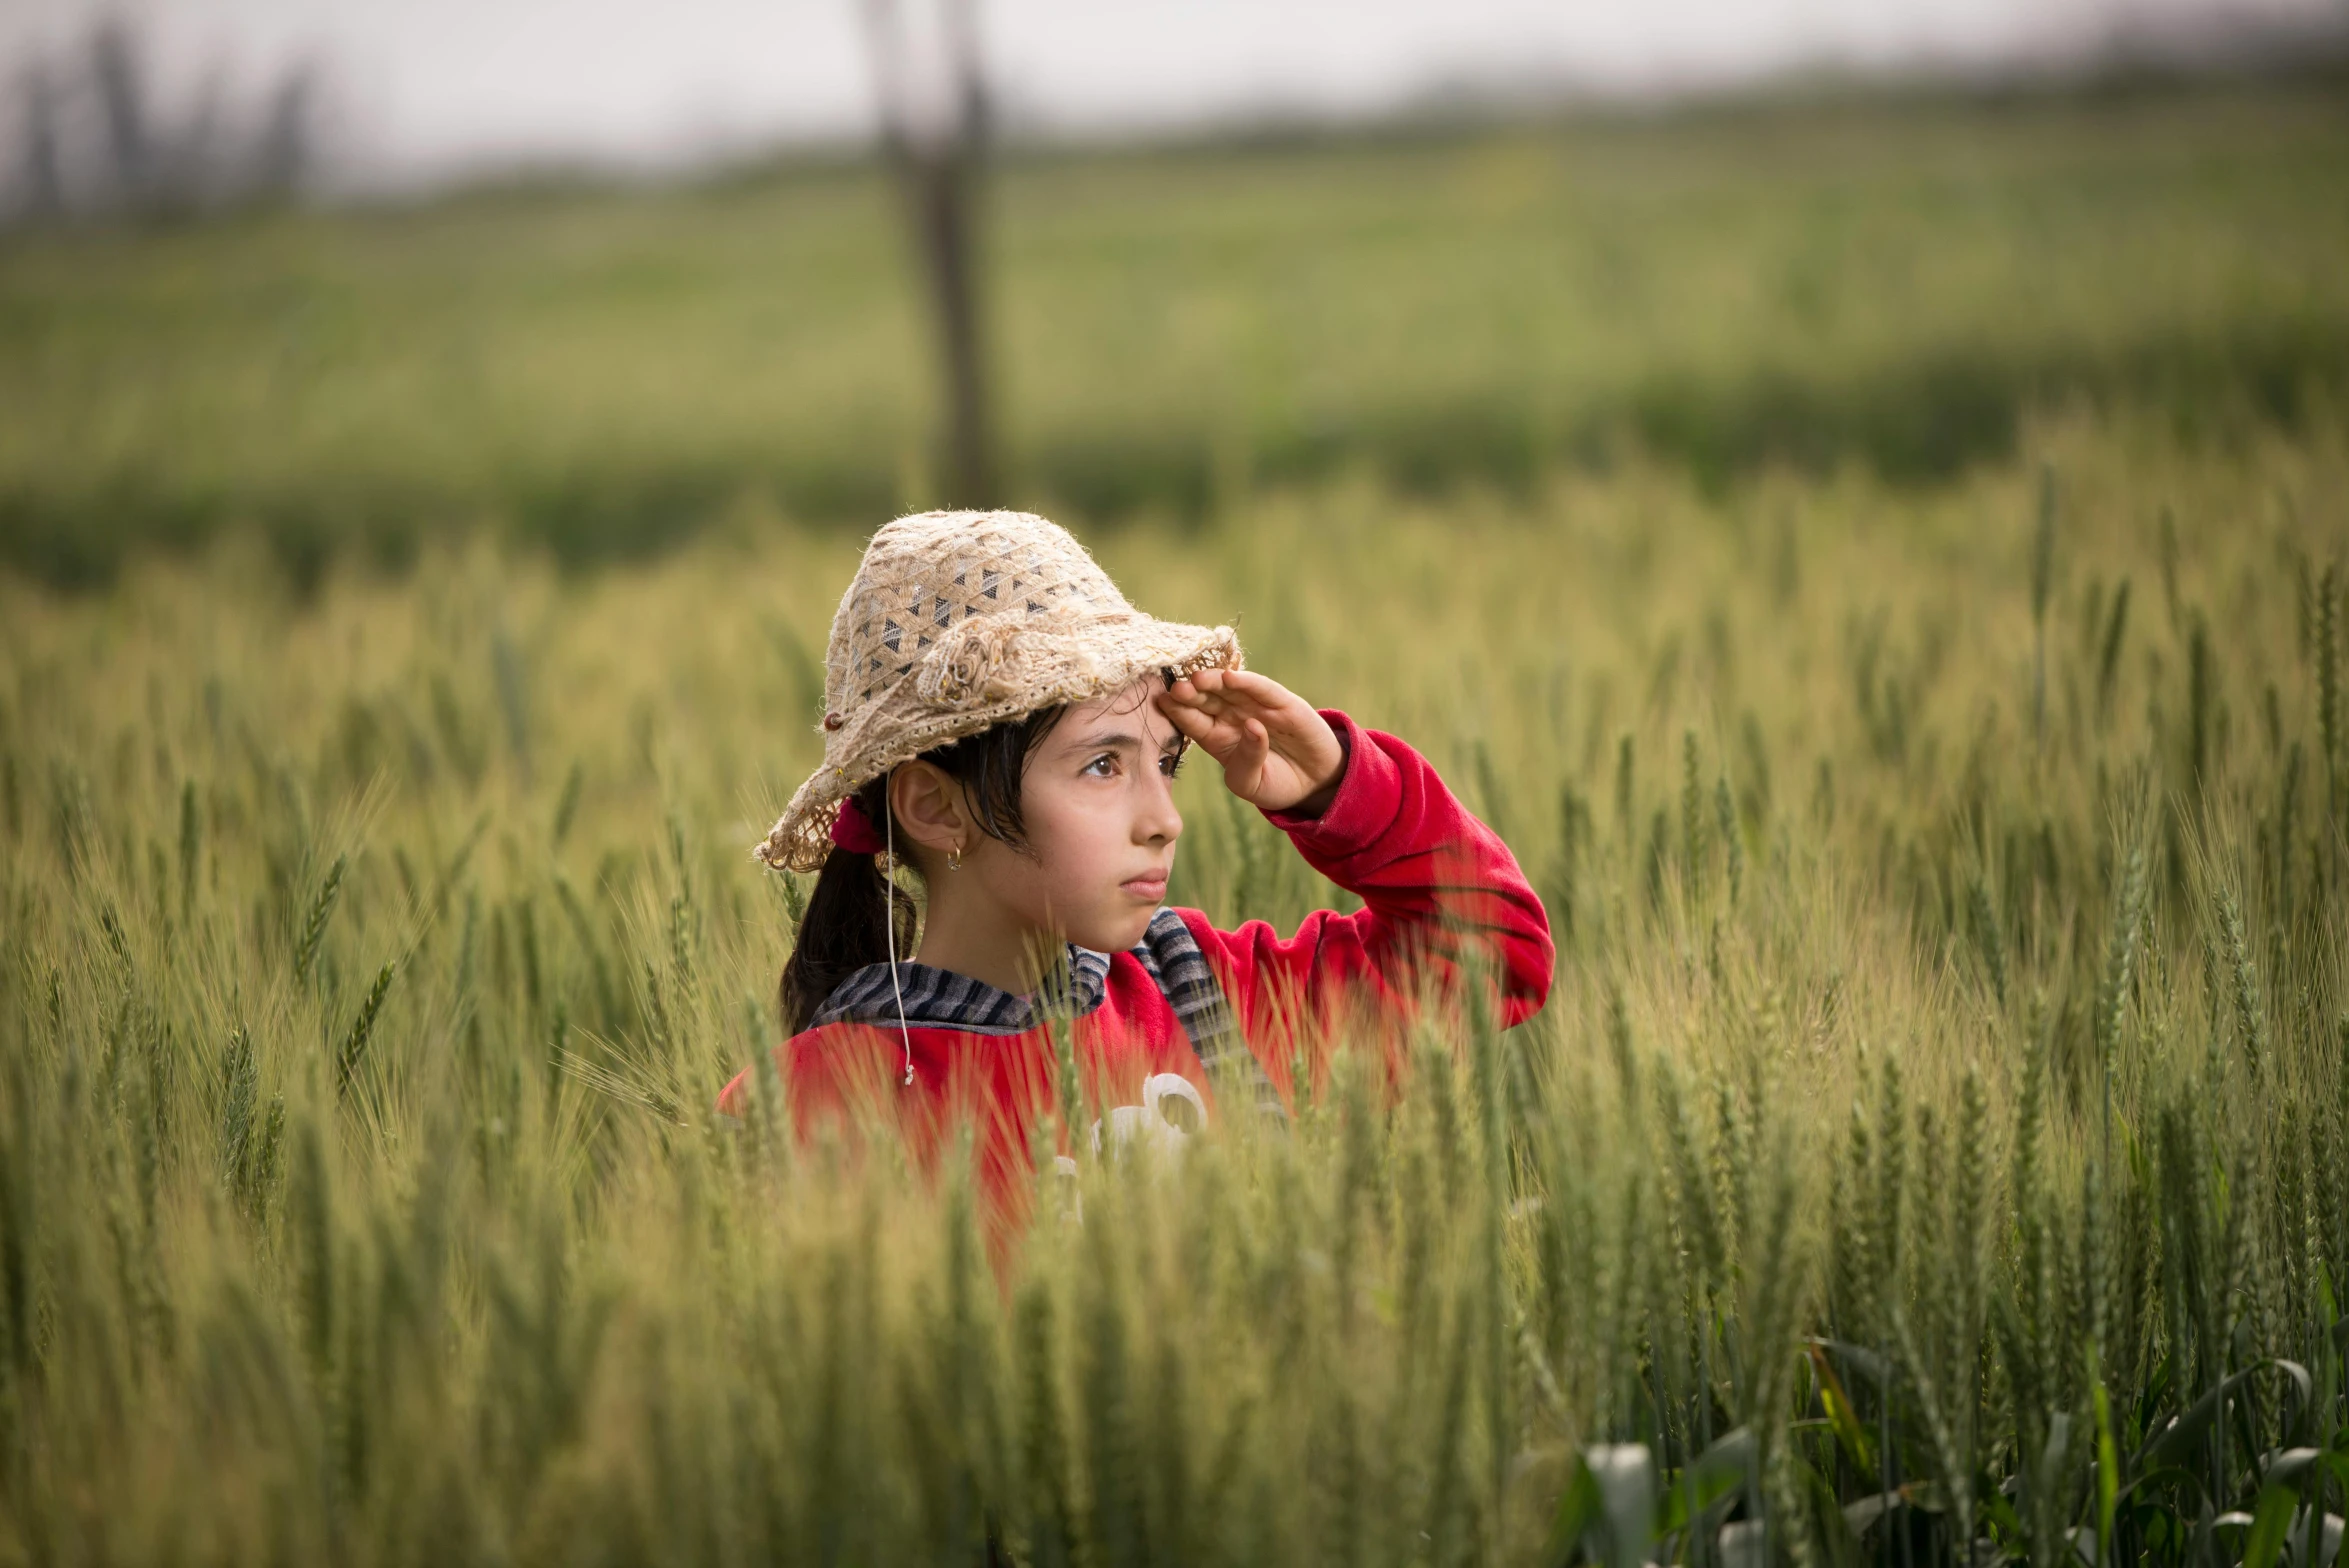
[{"xmin": 754, "ymin": 510, "xmax": 1243, "ymax": 872}]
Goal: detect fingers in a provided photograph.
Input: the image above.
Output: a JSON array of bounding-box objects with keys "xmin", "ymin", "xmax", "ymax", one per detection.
[
  {"xmin": 1179, "ymin": 668, "xmax": 1287, "ymax": 706},
  {"xmin": 1161, "ymin": 668, "xmax": 1298, "ymax": 722},
  {"xmin": 1157, "ymin": 671, "xmax": 1317, "ymax": 808},
  {"xmin": 1155, "ymin": 687, "xmax": 1249, "ymax": 767},
  {"xmin": 1155, "ymin": 666, "xmax": 1324, "ymax": 807},
  {"xmin": 1217, "ymin": 669, "xmax": 1292, "ymax": 704},
  {"xmin": 1156, "ymin": 676, "xmax": 1248, "ymax": 734},
  {"xmin": 1228, "ymin": 716, "xmax": 1270, "ymax": 798},
  {"xmin": 1157, "ymin": 693, "xmax": 1217, "ymax": 743}
]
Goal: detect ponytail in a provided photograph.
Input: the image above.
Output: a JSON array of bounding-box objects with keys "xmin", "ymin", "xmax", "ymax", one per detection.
[
  {"xmin": 778, "ymin": 781, "xmax": 916, "ymax": 1035},
  {"xmin": 776, "ymin": 705, "xmax": 1069, "ymax": 1037}
]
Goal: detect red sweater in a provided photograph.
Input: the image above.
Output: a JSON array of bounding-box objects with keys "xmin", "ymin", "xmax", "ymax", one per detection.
[{"xmin": 717, "ymin": 710, "xmax": 1554, "ymax": 1249}]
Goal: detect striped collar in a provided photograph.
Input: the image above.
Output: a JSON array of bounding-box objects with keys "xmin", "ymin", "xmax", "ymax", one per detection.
[
  {"xmin": 813, "ymin": 939, "xmax": 1116, "ymax": 1037},
  {"xmin": 810, "ymin": 906, "xmax": 1281, "ymax": 1120}
]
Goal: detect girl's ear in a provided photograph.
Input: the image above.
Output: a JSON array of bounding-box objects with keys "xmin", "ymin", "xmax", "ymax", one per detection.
[{"xmin": 889, "ymin": 762, "xmax": 971, "ymax": 855}]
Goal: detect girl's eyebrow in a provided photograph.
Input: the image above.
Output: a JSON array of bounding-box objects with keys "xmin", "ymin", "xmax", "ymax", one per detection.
[
  {"xmin": 1067, "ymin": 728, "xmax": 1144, "ymax": 753},
  {"xmin": 1064, "ymin": 727, "xmax": 1186, "ymax": 755}
]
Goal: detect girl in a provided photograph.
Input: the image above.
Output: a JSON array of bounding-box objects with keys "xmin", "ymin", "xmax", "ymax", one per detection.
[{"xmin": 719, "ymin": 509, "xmax": 1552, "ymax": 1244}]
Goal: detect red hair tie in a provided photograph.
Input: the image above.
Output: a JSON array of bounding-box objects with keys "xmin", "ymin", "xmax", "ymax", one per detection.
[{"xmin": 830, "ymin": 797, "xmax": 888, "ymax": 856}]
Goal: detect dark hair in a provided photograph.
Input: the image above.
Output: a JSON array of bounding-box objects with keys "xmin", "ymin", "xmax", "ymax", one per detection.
[{"xmin": 778, "ymin": 706, "xmax": 1066, "ymax": 1036}]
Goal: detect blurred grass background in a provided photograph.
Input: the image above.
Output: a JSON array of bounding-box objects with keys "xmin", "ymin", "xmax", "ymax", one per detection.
[
  {"xmin": 3, "ymin": 77, "xmax": 2345, "ymax": 586},
  {"xmin": 5, "ymin": 406, "xmax": 2348, "ymax": 1561}
]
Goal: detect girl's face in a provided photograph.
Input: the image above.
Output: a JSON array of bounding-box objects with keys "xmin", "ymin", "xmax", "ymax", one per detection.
[{"xmin": 967, "ymin": 678, "xmax": 1188, "ymax": 955}]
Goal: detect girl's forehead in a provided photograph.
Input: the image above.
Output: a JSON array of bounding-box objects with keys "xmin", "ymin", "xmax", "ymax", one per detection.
[{"xmin": 1057, "ymin": 677, "xmax": 1172, "ymax": 733}]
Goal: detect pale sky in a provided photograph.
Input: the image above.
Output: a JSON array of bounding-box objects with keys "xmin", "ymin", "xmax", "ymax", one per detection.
[{"xmin": 2, "ymin": 0, "xmax": 2335, "ymax": 187}]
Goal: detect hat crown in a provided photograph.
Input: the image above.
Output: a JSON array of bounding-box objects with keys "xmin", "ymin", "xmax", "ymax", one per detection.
[{"xmin": 826, "ymin": 510, "xmax": 1130, "ymax": 722}]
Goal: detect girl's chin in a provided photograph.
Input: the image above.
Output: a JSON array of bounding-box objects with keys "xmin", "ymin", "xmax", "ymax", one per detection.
[{"xmin": 1072, "ymin": 908, "xmax": 1159, "ymax": 953}]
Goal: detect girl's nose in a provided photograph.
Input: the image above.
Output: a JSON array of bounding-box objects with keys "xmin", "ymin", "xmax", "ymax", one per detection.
[{"xmin": 1137, "ymin": 772, "xmax": 1183, "ymax": 846}]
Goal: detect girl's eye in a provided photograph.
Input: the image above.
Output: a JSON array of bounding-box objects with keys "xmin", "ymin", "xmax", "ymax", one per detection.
[
  {"xmin": 1159, "ymin": 751, "xmax": 1185, "ymax": 778},
  {"xmin": 1083, "ymin": 753, "xmax": 1118, "ymax": 778}
]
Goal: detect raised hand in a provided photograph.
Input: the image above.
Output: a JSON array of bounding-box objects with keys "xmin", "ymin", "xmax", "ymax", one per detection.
[{"xmin": 1155, "ymin": 668, "xmax": 1346, "ymax": 815}]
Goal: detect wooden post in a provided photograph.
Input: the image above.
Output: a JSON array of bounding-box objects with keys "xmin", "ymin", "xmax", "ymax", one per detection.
[{"xmin": 863, "ymin": 0, "xmax": 996, "ymax": 508}]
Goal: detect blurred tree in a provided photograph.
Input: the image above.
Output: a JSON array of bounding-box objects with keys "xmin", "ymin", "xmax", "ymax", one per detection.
[
  {"xmin": 6, "ymin": 24, "xmax": 317, "ymax": 226},
  {"xmin": 15, "ymin": 65, "xmax": 64, "ymax": 218},
  {"xmin": 253, "ymin": 66, "xmax": 317, "ymax": 197},
  {"xmin": 90, "ymin": 22, "xmax": 156, "ymax": 207},
  {"xmin": 862, "ymin": 0, "xmax": 997, "ymax": 507}
]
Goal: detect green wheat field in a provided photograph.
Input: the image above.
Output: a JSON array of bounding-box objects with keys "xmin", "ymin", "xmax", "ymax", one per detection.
[{"xmin": 4, "ymin": 78, "xmax": 2349, "ymax": 1566}]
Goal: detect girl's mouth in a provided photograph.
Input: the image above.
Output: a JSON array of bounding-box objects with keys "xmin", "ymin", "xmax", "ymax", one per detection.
[{"xmin": 1121, "ymin": 873, "xmax": 1169, "ymax": 900}]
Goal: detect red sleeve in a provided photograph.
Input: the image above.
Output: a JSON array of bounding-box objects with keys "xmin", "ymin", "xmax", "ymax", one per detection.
[{"xmin": 1185, "ymin": 709, "xmax": 1554, "ymax": 1086}]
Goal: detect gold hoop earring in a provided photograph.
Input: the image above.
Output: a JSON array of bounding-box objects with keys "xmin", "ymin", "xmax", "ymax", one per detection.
[{"xmin": 947, "ymin": 843, "xmax": 963, "ymax": 872}]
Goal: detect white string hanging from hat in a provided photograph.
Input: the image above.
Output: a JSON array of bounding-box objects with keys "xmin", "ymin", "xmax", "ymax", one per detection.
[{"xmin": 882, "ymin": 772, "xmax": 915, "ymax": 1086}]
